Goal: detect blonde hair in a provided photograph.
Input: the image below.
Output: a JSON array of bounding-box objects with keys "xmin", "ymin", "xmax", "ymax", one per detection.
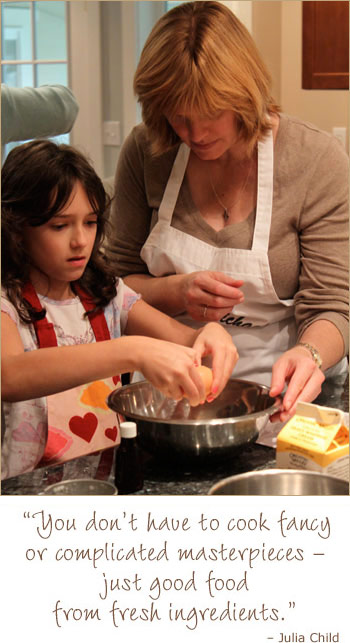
[{"xmin": 134, "ymin": 1, "xmax": 279, "ymax": 156}]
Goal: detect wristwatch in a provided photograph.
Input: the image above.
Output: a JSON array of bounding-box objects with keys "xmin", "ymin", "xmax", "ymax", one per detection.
[{"xmin": 296, "ymin": 342, "xmax": 323, "ymax": 369}]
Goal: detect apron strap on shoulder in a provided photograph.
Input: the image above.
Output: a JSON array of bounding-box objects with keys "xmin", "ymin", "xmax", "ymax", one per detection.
[{"xmin": 22, "ymin": 282, "xmax": 58, "ymax": 348}]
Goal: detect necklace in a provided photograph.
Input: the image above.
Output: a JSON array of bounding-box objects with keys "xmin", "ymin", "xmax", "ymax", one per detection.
[{"xmin": 209, "ymin": 156, "xmax": 255, "ymax": 223}]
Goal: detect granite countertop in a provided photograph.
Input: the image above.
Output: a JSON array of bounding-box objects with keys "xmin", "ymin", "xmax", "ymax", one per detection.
[{"xmin": 2, "ymin": 373, "xmax": 348, "ymax": 496}]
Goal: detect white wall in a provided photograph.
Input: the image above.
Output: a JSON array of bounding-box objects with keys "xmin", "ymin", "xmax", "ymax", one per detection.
[
  {"xmin": 222, "ymin": 1, "xmax": 252, "ymax": 30},
  {"xmin": 100, "ymin": 0, "xmax": 124, "ymax": 178},
  {"xmin": 69, "ymin": 1, "xmax": 103, "ymax": 176},
  {"xmin": 252, "ymin": 0, "xmax": 282, "ymax": 105},
  {"xmin": 100, "ymin": 0, "xmax": 161, "ymax": 178}
]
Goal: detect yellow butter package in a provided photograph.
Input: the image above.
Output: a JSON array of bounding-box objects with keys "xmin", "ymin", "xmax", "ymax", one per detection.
[{"xmin": 276, "ymin": 401, "xmax": 349, "ymax": 481}]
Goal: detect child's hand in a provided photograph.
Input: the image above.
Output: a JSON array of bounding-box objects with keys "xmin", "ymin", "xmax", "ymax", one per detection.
[
  {"xmin": 137, "ymin": 338, "xmax": 207, "ymax": 406},
  {"xmin": 192, "ymin": 322, "xmax": 239, "ymax": 401}
]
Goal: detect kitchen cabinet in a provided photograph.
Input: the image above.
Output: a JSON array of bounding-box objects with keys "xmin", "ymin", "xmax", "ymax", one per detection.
[{"xmin": 302, "ymin": 1, "xmax": 349, "ymax": 89}]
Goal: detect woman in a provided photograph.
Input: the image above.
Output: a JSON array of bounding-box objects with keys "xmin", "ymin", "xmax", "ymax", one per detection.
[{"xmin": 107, "ymin": 1, "xmax": 348, "ymax": 422}]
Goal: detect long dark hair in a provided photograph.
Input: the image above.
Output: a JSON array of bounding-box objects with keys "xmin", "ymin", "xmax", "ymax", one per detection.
[{"xmin": 1, "ymin": 139, "xmax": 117, "ymax": 323}]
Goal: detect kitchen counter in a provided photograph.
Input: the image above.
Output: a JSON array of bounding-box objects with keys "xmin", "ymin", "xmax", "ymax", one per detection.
[{"xmin": 2, "ymin": 373, "xmax": 348, "ymax": 496}]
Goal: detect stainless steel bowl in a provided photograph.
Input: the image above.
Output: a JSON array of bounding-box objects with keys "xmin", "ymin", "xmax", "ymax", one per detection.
[
  {"xmin": 208, "ymin": 469, "xmax": 349, "ymax": 495},
  {"xmin": 40, "ymin": 479, "xmax": 118, "ymax": 495},
  {"xmin": 107, "ymin": 378, "xmax": 280, "ymax": 460}
]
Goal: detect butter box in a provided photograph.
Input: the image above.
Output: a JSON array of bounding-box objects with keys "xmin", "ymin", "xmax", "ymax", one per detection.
[{"xmin": 276, "ymin": 401, "xmax": 349, "ymax": 481}]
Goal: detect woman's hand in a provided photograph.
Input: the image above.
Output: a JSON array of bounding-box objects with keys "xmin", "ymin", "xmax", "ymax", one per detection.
[
  {"xmin": 269, "ymin": 345, "xmax": 325, "ymax": 422},
  {"xmin": 137, "ymin": 337, "xmax": 207, "ymax": 406},
  {"xmin": 192, "ymin": 322, "xmax": 239, "ymax": 400},
  {"xmin": 180, "ymin": 271, "xmax": 244, "ymax": 321}
]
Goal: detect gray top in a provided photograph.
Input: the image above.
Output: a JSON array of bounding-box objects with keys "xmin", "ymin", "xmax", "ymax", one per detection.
[{"xmin": 1, "ymin": 84, "xmax": 79, "ymax": 144}]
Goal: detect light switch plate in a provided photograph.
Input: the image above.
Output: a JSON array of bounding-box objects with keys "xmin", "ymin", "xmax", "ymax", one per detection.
[
  {"xmin": 103, "ymin": 121, "xmax": 121, "ymax": 146},
  {"xmin": 332, "ymin": 127, "xmax": 347, "ymax": 148}
]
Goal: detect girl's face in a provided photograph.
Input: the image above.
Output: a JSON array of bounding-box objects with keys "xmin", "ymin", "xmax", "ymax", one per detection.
[
  {"xmin": 24, "ymin": 181, "xmax": 98, "ymax": 300},
  {"xmin": 167, "ymin": 109, "xmax": 240, "ymax": 161}
]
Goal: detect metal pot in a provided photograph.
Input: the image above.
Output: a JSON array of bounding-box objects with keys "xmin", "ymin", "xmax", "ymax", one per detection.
[
  {"xmin": 107, "ymin": 378, "xmax": 280, "ymax": 460},
  {"xmin": 208, "ymin": 469, "xmax": 349, "ymax": 495}
]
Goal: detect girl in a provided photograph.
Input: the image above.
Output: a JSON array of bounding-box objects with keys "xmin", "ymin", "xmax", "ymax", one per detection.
[{"xmin": 1, "ymin": 140, "xmax": 237, "ymax": 479}]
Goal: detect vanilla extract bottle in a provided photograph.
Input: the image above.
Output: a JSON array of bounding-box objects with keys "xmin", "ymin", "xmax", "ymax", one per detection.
[{"xmin": 114, "ymin": 421, "xmax": 144, "ymax": 494}]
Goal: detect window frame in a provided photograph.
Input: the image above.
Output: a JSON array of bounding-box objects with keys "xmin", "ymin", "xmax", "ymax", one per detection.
[
  {"xmin": 1, "ymin": 1, "xmax": 70, "ymax": 159},
  {"xmin": 68, "ymin": 1, "xmax": 103, "ymax": 176},
  {"xmin": 1, "ymin": 1, "xmax": 69, "ymax": 86}
]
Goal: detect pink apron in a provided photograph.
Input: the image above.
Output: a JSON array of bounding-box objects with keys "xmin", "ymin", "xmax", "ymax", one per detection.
[{"xmin": 22, "ymin": 282, "xmax": 121, "ymax": 467}]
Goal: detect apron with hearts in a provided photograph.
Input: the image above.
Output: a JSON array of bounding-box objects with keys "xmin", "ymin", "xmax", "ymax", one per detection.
[
  {"xmin": 140, "ymin": 130, "xmax": 297, "ymax": 387},
  {"xmin": 22, "ymin": 282, "xmax": 121, "ymax": 467}
]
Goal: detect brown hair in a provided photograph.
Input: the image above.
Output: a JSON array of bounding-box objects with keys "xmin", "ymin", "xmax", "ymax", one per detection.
[
  {"xmin": 1, "ymin": 139, "xmax": 117, "ymax": 323},
  {"xmin": 134, "ymin": 0, "xmax": 279, "ymax": 156}
]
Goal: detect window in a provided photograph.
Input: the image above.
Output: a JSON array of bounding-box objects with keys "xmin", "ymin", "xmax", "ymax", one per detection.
[
  {"xmin": 166, "ymin": 1, "xmax": 189, "ymax": 9},
  {"xmin": 1, "ymin": 1, "xmax": 69, "ymax": 158}
]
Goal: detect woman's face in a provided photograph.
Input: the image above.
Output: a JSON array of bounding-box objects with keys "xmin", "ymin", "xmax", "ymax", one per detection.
[{"xmin": 167, "ymin": 109, "xmax": 240, "ymax": 161}]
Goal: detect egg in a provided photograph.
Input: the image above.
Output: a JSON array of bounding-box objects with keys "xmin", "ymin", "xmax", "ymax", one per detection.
[{"xmin": 197, "ymin": 365, "xmax": 213, "ymax": 396}]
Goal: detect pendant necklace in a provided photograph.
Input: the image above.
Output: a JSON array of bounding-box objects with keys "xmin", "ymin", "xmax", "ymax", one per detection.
[{"xmin": 209, "ymin": 155, "xmax": 255, "ymax": 224}]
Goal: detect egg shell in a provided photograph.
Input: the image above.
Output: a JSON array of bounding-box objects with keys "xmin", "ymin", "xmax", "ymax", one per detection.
[{"xmin": 197, "ymin": 365, "xmax": 213, "ymax": 396}]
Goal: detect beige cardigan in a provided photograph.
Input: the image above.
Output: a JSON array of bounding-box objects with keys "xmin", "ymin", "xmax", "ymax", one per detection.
[{"xmin": 107, "ymin": 113, "xmax": 349, "ymax": 355}]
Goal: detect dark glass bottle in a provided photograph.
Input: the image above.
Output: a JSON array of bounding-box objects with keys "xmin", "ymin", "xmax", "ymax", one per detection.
[{"xmin": 115, "ymin": 421, "xmax": 144, "ymax": 494}]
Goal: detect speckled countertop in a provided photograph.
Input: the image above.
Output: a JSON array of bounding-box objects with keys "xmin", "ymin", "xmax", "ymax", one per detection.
[{"xmin": 2, "ymin": 374, "xmax": 348, "ymax": 496}]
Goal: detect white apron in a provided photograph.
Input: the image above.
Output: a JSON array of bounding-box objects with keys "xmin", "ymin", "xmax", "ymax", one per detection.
[
  {"xmin": 140, "ymin": 130, "xmax": 347, "ymax": 386},
  {"xmin": 140, "ymin": 130, "xmax": 297, "ymax": 387}
]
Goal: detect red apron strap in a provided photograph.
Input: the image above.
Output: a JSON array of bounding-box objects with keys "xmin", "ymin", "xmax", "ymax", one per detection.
[
  {"xmin": 22, "ymin": 282, "xmax": 111, "ymax": 347},
  {"xmin": 22, "ymin": 282, "xmax": 58, "ymax": 348}
]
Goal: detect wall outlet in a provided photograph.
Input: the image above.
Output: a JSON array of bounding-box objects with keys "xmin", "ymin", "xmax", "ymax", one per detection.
[
  {"xmin": 103, "ymin": 121, "xmax": 121, "ymax": 146},
  {"xmin": 332, "ymin": 127, "xmax": 347, "ymax": 148}
]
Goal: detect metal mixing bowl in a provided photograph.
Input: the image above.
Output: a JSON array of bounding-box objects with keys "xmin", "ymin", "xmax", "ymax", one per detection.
[
  {"xmin": 40, "ymin": 479, "xmax": 118, "ymax": 496},
  {"xmin": 107, "ymin": 378, "xmax": 280, "ymax": 460},
  {"xmin": 208, "ymin": 469, "xmax": 349, "ymax": 495}
]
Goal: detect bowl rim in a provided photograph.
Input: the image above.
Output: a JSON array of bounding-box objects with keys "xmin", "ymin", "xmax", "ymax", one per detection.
[
  {"xmin": 39, "ymin": 479, "xmax": 118, "ymax": 495},
  {"xmin": 208, "ymin": 468, "xmax": 349, "ymax": 495},
  {"xmin": 107, "ymin": 378, "xmax": 281, "ymax": 426}
]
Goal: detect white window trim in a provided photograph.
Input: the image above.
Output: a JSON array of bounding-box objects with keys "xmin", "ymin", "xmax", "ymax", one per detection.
[{"xmin": 68, "ymin": 1, "xmax": 103, "ymax": 176}]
